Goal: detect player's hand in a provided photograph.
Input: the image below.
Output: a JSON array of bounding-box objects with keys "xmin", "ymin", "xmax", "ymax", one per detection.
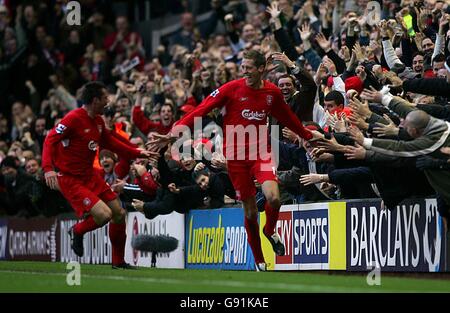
[
  {"xmin": 282, "ymin": 127, "xmax": 299, "ymax": 143},
  {"xmin": 131, "ymin": 199, "xmax": 144, "ymax": 212},
  {"xmin": 44, "ymin": 171, "xmax": 60, "ymax": 191},
  {"xmin": 137, "ymin": 148, "xmax": 160, "ymax": 159},
  {"xmin": 308, "ymin": 130, "xmax": 325, "ymax": 142},
  {"xmin": 147, "ymin": 133, "xmax": 177, "ymax": 151}
]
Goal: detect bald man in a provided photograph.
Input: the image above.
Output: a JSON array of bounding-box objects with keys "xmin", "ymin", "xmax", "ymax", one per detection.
[{"xmin": 357, "ymin": 88, "xmax": 450, "ymax": 230}]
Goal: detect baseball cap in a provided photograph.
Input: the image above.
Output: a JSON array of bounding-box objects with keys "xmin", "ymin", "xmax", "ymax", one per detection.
[{"xmin": 344, "ymin": 76, "xmax": 364, "ymax": 94}]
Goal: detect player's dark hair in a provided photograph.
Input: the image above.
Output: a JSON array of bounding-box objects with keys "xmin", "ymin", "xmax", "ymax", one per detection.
[
  {"xmin": 324, "ymin": 90, "xmax": 344, "ymax": 106},
  {"xmin": 243, "ymin": 50, "xmax": 266, "ymax": 69},
  {"xmin": 81, "ymin": 81, "xmax": 107, "ymax": 105}
]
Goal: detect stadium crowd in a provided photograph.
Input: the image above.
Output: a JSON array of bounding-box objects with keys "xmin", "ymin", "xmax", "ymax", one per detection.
[{"xmin": 0, "ymin": 0, "xmax": 449, "ymax": 230}]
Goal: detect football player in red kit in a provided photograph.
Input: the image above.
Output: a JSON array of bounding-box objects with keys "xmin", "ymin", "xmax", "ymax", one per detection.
[
  {"xmin": 42, "ymin": 81, "xmax": 155, "ymax": 269},
  {"xmin": 150, "ymin": 50, "xmax": 323, "ymax": 271}
]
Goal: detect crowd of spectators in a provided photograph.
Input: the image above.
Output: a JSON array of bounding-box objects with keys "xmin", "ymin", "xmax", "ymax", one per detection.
[{"xmin": 0, "ymin": 0, "xmax": 449, "ymax": 230}]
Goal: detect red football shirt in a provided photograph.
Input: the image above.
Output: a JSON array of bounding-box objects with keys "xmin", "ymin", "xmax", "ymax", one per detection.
[
  {"xmin": 42, "ymin": 108, "xmax": 141, "ymax": 177},
  {"xmin": 174, "ymin": 78, "xmax": 312, "ymax": 160}
]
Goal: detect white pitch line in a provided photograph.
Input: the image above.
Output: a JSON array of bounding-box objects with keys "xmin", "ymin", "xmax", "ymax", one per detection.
[{"xmin": 0, "ymin": 269, "xmax": 429, "ymax": 293}]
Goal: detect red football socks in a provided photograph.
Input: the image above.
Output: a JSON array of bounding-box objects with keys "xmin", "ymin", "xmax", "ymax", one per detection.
[
  {"xmin": 263, "ymin": 202, "xmax": 279, "ymax": 237},
  {"xmin": 109, "ymin": 222, "xmax": 127, "ymax": 265},
  {"xmin": 244, "ymin": 217, "xmax": 265, "ymax": 264},
  {"xmin": 73, "ymin": 215, "xmax": 101, "ymax": 236}
]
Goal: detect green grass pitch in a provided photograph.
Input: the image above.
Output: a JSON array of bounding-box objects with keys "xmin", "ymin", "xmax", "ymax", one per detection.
[{"xmin": 0, "ymin": 261, "xmax": 449, "ymax": 293}]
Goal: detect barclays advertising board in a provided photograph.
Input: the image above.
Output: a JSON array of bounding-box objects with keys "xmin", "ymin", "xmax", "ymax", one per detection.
[{"xmin": 346, "ymin": 199, "xmax": 447, "ymax": 272}]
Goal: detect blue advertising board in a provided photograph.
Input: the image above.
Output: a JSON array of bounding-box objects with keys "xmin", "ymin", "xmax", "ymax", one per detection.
[
  {"xmin": 185, "ymin": 208, "xmax": 255, "ymax": 270},
  {"xmin": 292, "ymin": 208, "xmax": 329, "ymax": 266},
  {"xmin": 269, "ymin": 202, "xmax": 345, "ymax": 271}
]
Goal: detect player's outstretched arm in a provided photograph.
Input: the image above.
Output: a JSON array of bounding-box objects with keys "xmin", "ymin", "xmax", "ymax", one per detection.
[
  {"xmin": 137, "ymin": 148, "xmax": 160, "ymax": 160},
  {"xmin": 100, "ymin": 126, "xmax": 156, "ymax": 160},
  {"xmin": 176, "ymin": 82, "xmax": 231, "ymax": 129},
  {"xmin": 146, "ymin": 132, "xmax": 177, "ymax": 152},
  {"xmin": 147, "ymin": 82, "xmax": 232, "ymax": 152},
  {"xmin": 309, "ymin": 130, "xmax": 325, "ymax": 142}
]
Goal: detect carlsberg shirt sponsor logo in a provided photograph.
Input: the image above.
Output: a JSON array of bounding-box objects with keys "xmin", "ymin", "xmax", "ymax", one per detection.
[{"xmin": 241, "ymin": 110, "xmax": 266, "ymax": 121}]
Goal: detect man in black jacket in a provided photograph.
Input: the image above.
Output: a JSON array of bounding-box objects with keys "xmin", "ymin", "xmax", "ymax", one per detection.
[
  {"xmin": 271, "ymin": 52, "xmax": 317, "ymax": 122},
  {"xmin": 0, "ymin": 156, "xmax": 39, "ymax": 217},
  {"xmin": 131, "ymin": 163, "xmax": 236, "ymax": 220}
]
